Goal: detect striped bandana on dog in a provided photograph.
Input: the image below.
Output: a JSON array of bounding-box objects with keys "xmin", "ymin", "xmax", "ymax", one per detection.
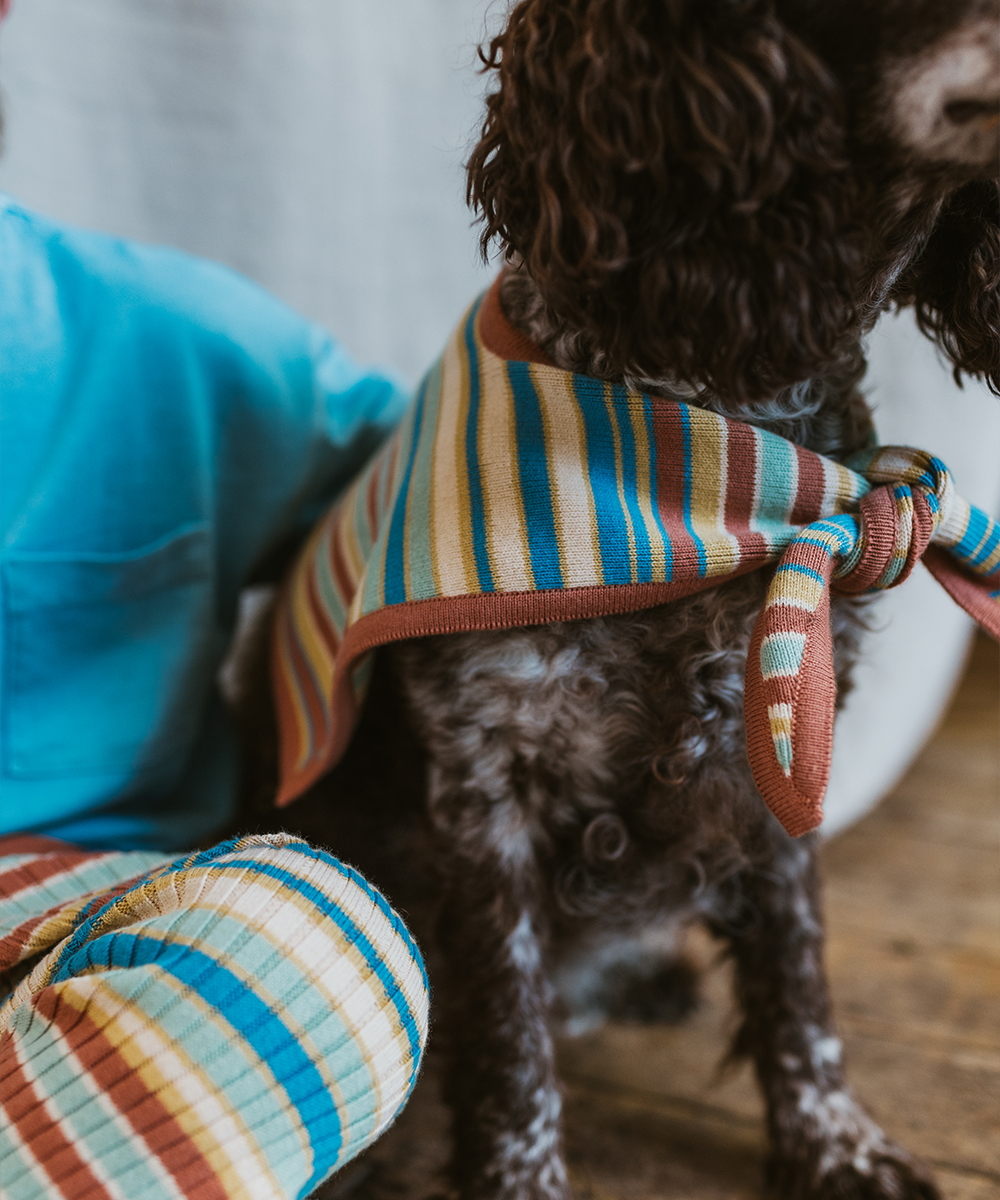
[{"xmin": 272, "ymin": 279, "xmax": 1000, "ymax": 836}]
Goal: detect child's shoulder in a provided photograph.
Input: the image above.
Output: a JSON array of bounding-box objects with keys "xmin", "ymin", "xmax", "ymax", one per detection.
[{"xmin": 0, "ymin": 194, "xmax": 315, "ymax": 361}]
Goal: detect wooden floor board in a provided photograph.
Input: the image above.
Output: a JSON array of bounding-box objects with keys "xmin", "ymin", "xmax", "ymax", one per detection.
[{"xmin": 316, "ymin": 635, "xmax": 999, "ymax": 1199}]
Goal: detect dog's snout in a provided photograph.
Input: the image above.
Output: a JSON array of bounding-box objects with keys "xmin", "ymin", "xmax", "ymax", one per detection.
[{"xmin": 889, "ymin": 18, "xmax": 999, "ymax": 168}]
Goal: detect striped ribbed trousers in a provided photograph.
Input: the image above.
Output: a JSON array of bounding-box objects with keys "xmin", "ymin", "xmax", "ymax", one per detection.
[{"xmin": 0, "ymin": 832, "xmax": 429, "ymax": 1200}]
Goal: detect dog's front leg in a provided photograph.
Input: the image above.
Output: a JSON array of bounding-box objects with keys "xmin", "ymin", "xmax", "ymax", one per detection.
[
  {"xmin": 434, "ymin": 834, "xmax": 567, "ymax": 1200},
  {"xmin": 725, "ymin": 829, "xmax": 938, "ymax": 1200}
]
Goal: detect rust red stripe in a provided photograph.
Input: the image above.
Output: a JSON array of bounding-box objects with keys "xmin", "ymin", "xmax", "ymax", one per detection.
[
  {"xmin": 791, "ymin": 443, "xmax": 827, "ymax": 527},
  {"xmin": 649, "ymin": 398, "xmax": 703, "ymax": 577},
  {"xmin": 0, "ymin": 849, "xmax": 111, "ymax": 902},
  {"xmin": 38, "ymin": 987, "xmax": 228, "ymax": 1200},
  {"xmin": 723, "ymin": 421, "xmax": 769, "ymax": 560},
  {"xmin": 0, "ymin": 1027, "xmax": 114, "ymax": 1200}
]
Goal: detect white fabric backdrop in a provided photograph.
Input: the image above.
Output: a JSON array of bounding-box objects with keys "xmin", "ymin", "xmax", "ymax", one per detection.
[{"xmin": 2, "ymin": 0, "xmax": 997, "ymax": 834}]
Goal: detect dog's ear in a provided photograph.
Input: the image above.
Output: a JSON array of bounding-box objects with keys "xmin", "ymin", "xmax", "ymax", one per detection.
[
  {"xmin": 467, "ymin": 0, "xmax": 862, "ymax": 403},
  {"xmin": 893, "ymin": 181, "xmax": 1000, "ymax": 396}
]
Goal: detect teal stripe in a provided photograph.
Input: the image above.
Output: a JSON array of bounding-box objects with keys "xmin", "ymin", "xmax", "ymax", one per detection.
[
  {"xmin": 760, "ymin": 633, "xmax": 807, "ymax": 679},
  {"xmin": 955, "ymin": 506, "xmax": 998, "ymax": 569},
  {"xmin": 347, "ymin": 460, "xmax": 379, "ymax": 572},
  {"xmin": 403, "ymin": 357, "xmax": 443, "ymax": 602},
  {"xmin": 575, "ymin": 376, "xmax": 633, "ymax": 585},
  {"xmin": 509, "ymin": 361, "xmax": 562, "ymax": 589},
  {"xmin": 753, "ymin": 429, "xmax": 799, "ymax": 551}
]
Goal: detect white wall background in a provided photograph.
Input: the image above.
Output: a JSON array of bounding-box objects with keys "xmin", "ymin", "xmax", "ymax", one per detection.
[{"xmin": 2, "ymin": 0, "xmax": 997, "ymax": 834}]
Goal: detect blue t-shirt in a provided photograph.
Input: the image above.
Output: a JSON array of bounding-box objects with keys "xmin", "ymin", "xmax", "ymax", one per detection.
[{"xmin": 0, "ymin": 196, "xmax": 408, "ymax": 851}]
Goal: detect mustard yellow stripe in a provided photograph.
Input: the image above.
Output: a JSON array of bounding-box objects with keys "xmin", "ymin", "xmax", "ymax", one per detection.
[
  {"xmin": 478, "ymin": 357, "xmax": 533, "ymax": 590},
  {"xmin": 688, "ymin": 410, "xmax": 740, "ymax": 577},
  {"xmin": 768, "ymin": 572, "xmax": 825, "ymax": 612}
]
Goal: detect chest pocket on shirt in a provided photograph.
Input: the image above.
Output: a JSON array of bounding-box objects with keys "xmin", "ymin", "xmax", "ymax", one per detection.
[{"xmin": 2, "ymin": 524, "xmax": 220, "ymax": 778}]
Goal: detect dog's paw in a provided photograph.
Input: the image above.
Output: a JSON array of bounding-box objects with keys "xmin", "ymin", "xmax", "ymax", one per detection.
[
  {"xmin": 769, "ymin": 1147, "xmax": 939, "ymax": 1200},
  {"xmin": 768, "ymin": 1088, "xmax": 939, "ymax": 1200}
]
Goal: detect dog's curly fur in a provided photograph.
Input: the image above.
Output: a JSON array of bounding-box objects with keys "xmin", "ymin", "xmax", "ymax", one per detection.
[{"xmin": 238, "ymin": 3, "xmax": 998, "ymax": 1198}]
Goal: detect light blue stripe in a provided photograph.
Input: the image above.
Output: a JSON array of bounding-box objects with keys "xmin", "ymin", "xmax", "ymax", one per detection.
[
  {"xmin": 403, "ymin": 358, "xmax": 443, "ymax": 602},
  {"xmin": 0, "ymin": 1115, "xmax": 46, "ymax": 1199},
  {"xmin": 788, "ymin": 534, "xmax": 847, "ymax": 558},
  {"xmin": 100, "ymin": 965, "xmax": 310, "ymax": 1186},
  {"xmin": 760, "ymin": 633, "xmax": 807, "ymax": 679},
  {"xmin": 753, "ymin": 428, "xmax": 799, "ymax": 550}
]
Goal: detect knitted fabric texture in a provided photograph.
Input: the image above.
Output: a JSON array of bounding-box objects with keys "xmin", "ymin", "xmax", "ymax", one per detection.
[
  {"xmin": 0, "ymin": 833, "xmax": 429, "ymax": 1200},
  {"xmin": 272, "ymin": 279, "xmax": 1000, "ymax": 836}
]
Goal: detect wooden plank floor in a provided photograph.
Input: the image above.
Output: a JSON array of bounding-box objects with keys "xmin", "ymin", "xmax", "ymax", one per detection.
[{"xmin": 319, "ymin": 634, "xmax": 999, "ymax": 1200}]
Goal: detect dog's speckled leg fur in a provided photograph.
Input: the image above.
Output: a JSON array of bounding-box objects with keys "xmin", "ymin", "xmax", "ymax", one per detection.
[
  {"xmin": 723, "ymin": 830, "xmax": 938, "ymax": 1199},
  {"xmin": 436, "ymin": 872, "xmax": 567, "ymax": 1200}
]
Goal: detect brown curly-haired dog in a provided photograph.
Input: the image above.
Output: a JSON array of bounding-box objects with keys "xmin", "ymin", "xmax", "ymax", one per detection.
[{"xmin": 239, "ymin": 3, "xmax": 998, "ymax": 1198}]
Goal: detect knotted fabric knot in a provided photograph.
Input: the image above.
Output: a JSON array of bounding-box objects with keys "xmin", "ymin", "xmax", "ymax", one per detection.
[{"xmin": 745, "ymin": 447, "xmax": 1000, "ymax": 837}]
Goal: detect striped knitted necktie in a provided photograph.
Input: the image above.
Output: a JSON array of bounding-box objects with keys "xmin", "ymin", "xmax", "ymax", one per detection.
[{"xmin": 272, "ymin": 278, "xmax": 1000, "ymax": 836}]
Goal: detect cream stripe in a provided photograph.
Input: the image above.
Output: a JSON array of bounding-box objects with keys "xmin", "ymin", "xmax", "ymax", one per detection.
[
  {"xmin": 535, "ymin": 368, "xmax": 603, "ymax": 588},
  {"xmin": 478, "ymin": 359, "xmax": 533, "ymax": 590},
  {"xmin": 689, "ymin": 412, "xmax": 740, "ymax": 576},
  {"xmin": 935, "ymin": 492, "xmax": 971, "ymax": 548},
  {"xmin": 186, "ymin": 853, "xmax": 428, "ymax": 1036}
]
